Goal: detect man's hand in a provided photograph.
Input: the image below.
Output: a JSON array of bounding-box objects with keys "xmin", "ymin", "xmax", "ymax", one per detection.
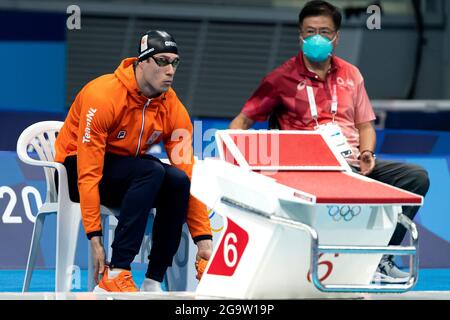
[
  {"xmin": 359, "ymin": 151, "xmax": 375, "ymax": 176},
  {"xmin": 90, "ymin": 236, "xmax": 106, "ymax": 284},
  {"xmin": 356, "ymin": 121, "xmax": 376, "ymax": 176},
  {"xmin": 229, "ymin": 113, "xmax": 254, "ymax": 129},
  {"xmin": 195, "ymin": 239, "xmax": 213, "ymax": 280},
  {"xmin": 195, "ymin": 239, "xmax": 213, "ymax": 262}
]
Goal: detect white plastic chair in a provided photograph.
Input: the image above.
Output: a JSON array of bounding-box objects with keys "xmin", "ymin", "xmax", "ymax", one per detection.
[{"xmin": 17, "ymin": 121, "xmax": 119, "ymax": 292}]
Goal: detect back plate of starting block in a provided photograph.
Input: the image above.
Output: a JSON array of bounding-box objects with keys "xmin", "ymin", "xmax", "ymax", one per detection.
[{"xmin": 216, "ymin": 130, "xmax": 350, "ymax": 171}]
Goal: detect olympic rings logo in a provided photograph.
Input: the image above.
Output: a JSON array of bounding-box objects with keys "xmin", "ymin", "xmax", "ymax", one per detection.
[
  {"xmin": 208, "ymin": 208, "xmax": 224, "ymax": 232},
  {"xmin": 327, "ymin": 205, "xmax": 361, "ymax": 222}
]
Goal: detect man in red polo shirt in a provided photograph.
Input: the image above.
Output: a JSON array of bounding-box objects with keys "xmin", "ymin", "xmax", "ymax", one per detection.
[{"xmin": 230, "ymin": 0, "xmax": 429, "ymax": 283}]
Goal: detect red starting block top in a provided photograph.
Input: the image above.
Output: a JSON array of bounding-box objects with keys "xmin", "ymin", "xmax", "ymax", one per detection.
[
  {"xmin": 270, "ymin": 171, "xmax": 422, "ymax": 205},
  {"xmin": 222, "ymin": 131, "xmax": 346, "ymax": 170},
  {"xmin": 217, "ymin": 130, "xmax": 423, "ymax": 205}
]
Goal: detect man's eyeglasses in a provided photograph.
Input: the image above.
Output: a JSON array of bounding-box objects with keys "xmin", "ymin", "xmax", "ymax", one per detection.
[
  {"xmin": 301, "ymin": 28, "xmax": 336, "ymax": 39},
  {"xmin": 151, "ymin": 56, "xmax": 180, "ymax": 68}
]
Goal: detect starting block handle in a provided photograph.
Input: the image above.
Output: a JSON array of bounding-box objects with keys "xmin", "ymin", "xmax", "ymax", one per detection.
[
  {"xmin": 220, "ymin": 197, "xmax": 419, "ymax": 294},
  {"xmin": 311, "ymin": 212, "xmax": 419, "ymax": 293},
  {"xmin": 220, "ymin": 196, "xmax": 319, "ymax": 241}
]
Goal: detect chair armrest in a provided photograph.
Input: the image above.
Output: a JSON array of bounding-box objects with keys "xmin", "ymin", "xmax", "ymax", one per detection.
[{"xmin": 18, "ymin": 157, "xmax": 73, "ymax": 205}]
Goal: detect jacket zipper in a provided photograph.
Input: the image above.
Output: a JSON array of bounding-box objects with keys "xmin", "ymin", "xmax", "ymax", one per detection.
[{"xmin": 136, "ymin": 99, "xmax": 151, "ymax": 156}]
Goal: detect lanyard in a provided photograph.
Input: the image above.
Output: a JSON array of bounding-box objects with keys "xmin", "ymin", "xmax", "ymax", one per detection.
[{"xmin": 306, "ymin": 82, "xmax": 338, "ymax": 126}]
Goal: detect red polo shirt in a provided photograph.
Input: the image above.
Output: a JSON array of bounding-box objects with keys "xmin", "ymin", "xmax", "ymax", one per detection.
[{"xmin": 241, "ymin": 52, "xmax": 375, "ymax": 164}]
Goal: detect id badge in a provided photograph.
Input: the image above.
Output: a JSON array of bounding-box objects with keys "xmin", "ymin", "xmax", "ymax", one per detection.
[{"xmin": 315, "ymin": 122, "xmax": 353, "ymax": 158}]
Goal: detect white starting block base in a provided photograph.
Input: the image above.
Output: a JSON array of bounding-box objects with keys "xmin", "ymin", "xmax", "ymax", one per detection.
[
  {"xmin": 196, "ymin": 198, "xmax": 396, "ymax": 299},
  {"xmin": 191, "ymin": 131, "xmax": 421, "ymax": 299},
  {"xmin": 192, "ymin": 157, "xmax": 418, "ymax": 299}
]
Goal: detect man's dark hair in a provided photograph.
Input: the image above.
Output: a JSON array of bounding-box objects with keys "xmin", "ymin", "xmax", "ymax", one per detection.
[{"xmin": 298, "ymin": 0, "xmax": 342, "ymax": 30}]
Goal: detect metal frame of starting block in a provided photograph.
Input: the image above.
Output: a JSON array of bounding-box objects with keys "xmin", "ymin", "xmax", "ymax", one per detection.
[{"xmin": 191, "ymin": 130, "xmax": 423, "ymax": 299}]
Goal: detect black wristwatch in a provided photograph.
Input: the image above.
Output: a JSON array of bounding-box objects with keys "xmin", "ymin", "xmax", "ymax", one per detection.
[{"xmin": 359, "ymin": 150, "xmax": 376, "ymax": 159}]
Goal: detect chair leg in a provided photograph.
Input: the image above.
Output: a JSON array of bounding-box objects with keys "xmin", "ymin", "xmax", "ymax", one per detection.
[
  {"xmin": 87, "ymin": 241, "xmax": 95, "ymax": 291},
  {"xmin": 55, "ymin": 204, "xmax": 81, "ymax": 292},
  {"xmin": 22, "ymin": 212, "xmax": 53, "ymax": 292}
]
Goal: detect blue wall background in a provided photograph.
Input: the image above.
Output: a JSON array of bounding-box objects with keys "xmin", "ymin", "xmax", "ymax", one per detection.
[{"xmin": 0, "ymin": 10, "xmax": 66, "ymax": 112}]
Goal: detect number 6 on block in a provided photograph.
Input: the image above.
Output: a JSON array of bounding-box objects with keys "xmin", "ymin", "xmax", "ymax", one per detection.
[{"xmin": 207, "ymin": 217, "xmax": 249, "ymax": 276}]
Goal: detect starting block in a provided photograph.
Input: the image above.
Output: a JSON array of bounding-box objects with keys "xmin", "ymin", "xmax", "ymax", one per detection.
[{"xmin": 191, "ymin": 130, "xmax": 422, "ymax": 299}]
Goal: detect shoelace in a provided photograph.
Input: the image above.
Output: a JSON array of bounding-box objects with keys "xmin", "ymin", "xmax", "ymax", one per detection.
[
  {"xmin": 385, "ymin": 259, "xmax": 395, "ymax": 269},
  {"xmin": 377, "ymin": 258, "xmax": 393, "ymax": 275},
  {"xmin": 117, "ymin": 274, "xmax": 136, "ymax": 290}
]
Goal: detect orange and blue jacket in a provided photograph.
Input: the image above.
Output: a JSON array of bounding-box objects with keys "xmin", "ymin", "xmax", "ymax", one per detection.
[{"xmin": 55, "ymin": 57, "xmax": 212, "ymax": 241}]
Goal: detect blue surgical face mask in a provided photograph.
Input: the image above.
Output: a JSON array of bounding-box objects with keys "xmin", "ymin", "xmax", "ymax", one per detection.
[{"xmin": 301, "ymin": 34, "xmax": 336, "ymax": 62}]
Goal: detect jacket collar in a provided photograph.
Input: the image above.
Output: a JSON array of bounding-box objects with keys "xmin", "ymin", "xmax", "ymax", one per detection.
[{"xmin": 114, "ymin": 57, "xmax": 167, "ymax": 103}]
